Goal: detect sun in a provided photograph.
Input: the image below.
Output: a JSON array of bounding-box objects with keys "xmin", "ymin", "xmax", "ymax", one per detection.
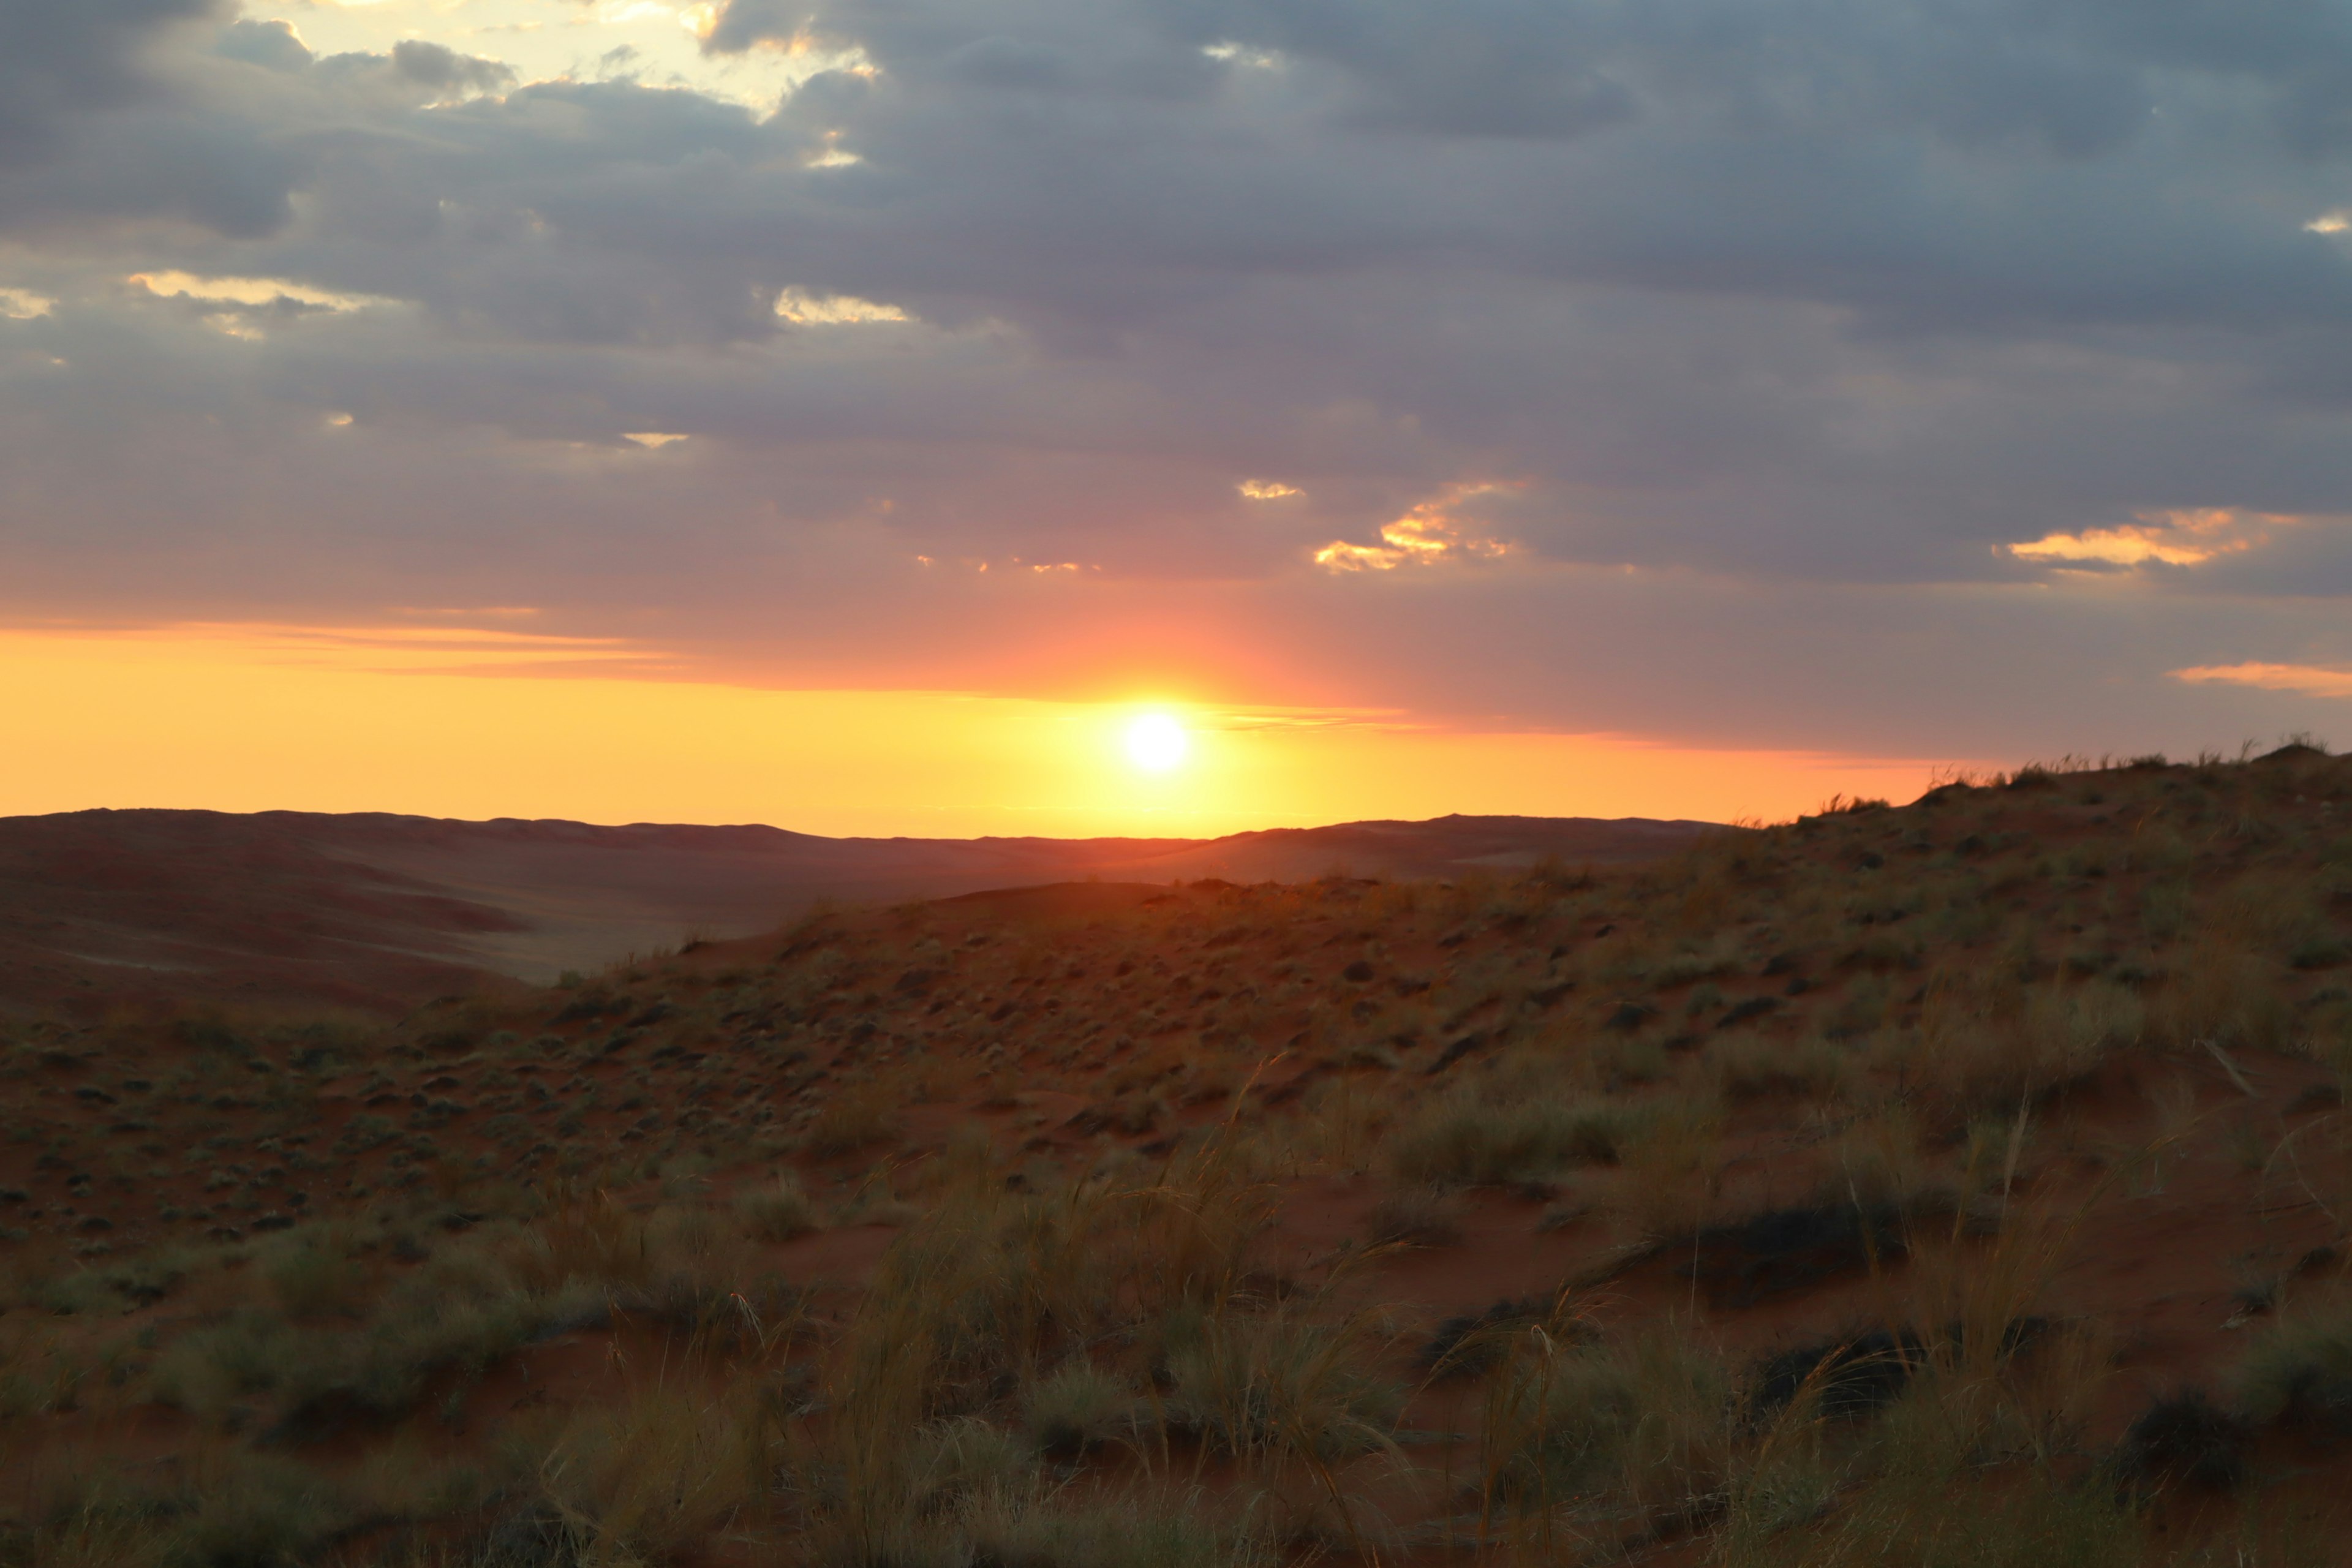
[{"xmin": 1125, "ymin": 712, "xmax": 1190, "ymax": 773}]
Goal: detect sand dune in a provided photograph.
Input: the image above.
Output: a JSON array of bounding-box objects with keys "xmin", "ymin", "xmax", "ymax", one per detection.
[{"xmin": 0, "ymin": 807, "xmax": 1716, "ymax": 1014}]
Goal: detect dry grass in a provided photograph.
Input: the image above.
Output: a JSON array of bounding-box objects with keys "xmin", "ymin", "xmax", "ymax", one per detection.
[{"xmin": 15, "ymin": 748, "xmax": 2352, "ymax": 1565}]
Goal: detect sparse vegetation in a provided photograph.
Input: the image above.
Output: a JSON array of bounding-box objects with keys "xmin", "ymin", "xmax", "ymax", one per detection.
[{"xmin": 5, "ymin": 745, "xmax": 2352, "ymax": 1561}]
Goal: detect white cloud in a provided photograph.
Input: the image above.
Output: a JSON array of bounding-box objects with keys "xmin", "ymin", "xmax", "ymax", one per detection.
[
  {"xmin": 1203, "ymin": 40, "xmax": 1283, "ymax": 69},
  {"xmin": 1238, "ymin": 479, "xmax": 1301, "ymax": 500},
  {"xmin": 624, "ymin": 431, "xmax": 690, "ymax": 447},
  {"xmin": 0, "ymin": 287, "xmax": 55, "ymax": 320},
  {"xmin": 272, "ymin": 0, "xmax": 867, "ymax": 111},
  {"xmin": 774, "ymin": 288, "xmax": 910, "ymax": 325}
]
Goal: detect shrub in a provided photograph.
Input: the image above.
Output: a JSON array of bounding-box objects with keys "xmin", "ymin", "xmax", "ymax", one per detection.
[
  {"xmin": 1685, "ymin": 1202, "xmax": 1907, "ymax": 1308},
  {"xmin": 167, "ymin": 1457, "xmax": 348, "ymax": 1568},
  {"xmin": 804, "ymin": 1085, "xmax": 900, "ymax": 1158},
  {"xmin": 2150, "ymin": 945, "xmax": 2290, "ymax": 1053},
  {"xmin": 1159, "ymin": 1302, "xmax": 1402, "ymax": 1462},
  {"xmin": 2236, "ymin": 1297, "xmax": 2352, "ymax": 1434},
  {"xmin": 538, "ymin": 1379, "xmax": 766, "ymax": 1562},
  {"xmin": 149, "ymin": 1308, "xmax": 297, "ymax": 1419},
  {"xmin": 2112, "ymin": 1387, "xmax": 2246, "ymax": 1490},
  {"xmin": 735, "ymin": 1174, "xmax": 820, "ymax": 1242},
  {"xmin": 1022, "ymin": 1360, "xmax": 1135, "ymax": 1455},
  {"xmin": 1708, "ymin": 1035, "xmax": 1849, "ymax": 1102},
  {"xmin": 951, "ymin": 1487, "xmax": 1267, "ymax": 1568},
  {"xmin": 263, "ymin": 1236, "xmax": 364, "ymax": 1319},
  {"xmin": 1389, "ymin": 1093, "xmax": 1651, "ymax": 1186},
  {"xmin": 1479, "ymin": 1327, "xmax": 1732, "ymax": 1522}
]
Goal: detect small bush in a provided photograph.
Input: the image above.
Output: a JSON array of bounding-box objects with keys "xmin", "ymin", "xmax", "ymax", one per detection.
[
  {"xmin": 1022, "ymin": 1360, "xmax": 1135, "ymax": 1455},
  {"xmin": 1418, "ymin": 1295, "xmax": 1564, "ymax": 1378},
  {"xmin": 1390, "ymin": 1093, "xmax": 1651, "ymax": 1185},
  {"xmin": 1751, "ymin": 1330, "xmax": 1923, "ymax": 1422},
  {"xmin": 538, "ymin": 1380, "xmax": 765, "ymax": 1562},
  {"xmin": 168, "ymin": 1457, "xmax": 348, "ymax": 1568},
  {"xmin": 1480, "ymin": 1327, "xmax": 1732, "ymax": 1520},
  {"xmin": 263, "ymin": 1238, "xmax": 364, "ymax": 1319},
  {"xmin": 2237, "ymin": 1299, "xmax": 2352, "ymax": 1434},
  {"xmin": 1685, "ymin": 1202, "xmax": 1905, "ymax": 1308},
  {"xmin": 1159, "ymin": 1303, "xmax": 1401, "ymax": 1461},
  {"xmin": 2113, "ymin": 1387, "xmax": 2247, "ymax": 1490},
  {"xmin": 735, "ymin": 1174, "xmax": 820, "ymax": 1242},
  {"xmin": 805, "ymin": 1086, "xmax": 900, "ymax": 1158},
  {"xmin": 1708, "ymin": 1035, "xmax": 1848, "ymax": 1102},
  {"xmin": 952, "ymin": 1487, "xmax": 1268, "ymax": 1568}
]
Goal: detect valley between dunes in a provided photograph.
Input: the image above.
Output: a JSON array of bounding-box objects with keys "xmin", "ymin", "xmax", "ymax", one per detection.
[{"xmin": 7, "ymin": 752, "xmax": 2352, "ymax": 1565}]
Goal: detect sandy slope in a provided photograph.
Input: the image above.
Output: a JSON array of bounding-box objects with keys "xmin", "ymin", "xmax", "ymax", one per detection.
[{"xmin": 0, "ymin": 809, "xmax": 1715, "ymax": 1014}]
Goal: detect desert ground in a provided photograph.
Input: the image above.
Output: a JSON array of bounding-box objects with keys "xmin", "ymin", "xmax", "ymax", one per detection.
[
  {"xmin": 0, "ymin": 810, "xmax": 1711, "ymax": 1014},
  {"xmin": 6, "ymin": 751, "xmax": 2352, "ymax": 1564}
]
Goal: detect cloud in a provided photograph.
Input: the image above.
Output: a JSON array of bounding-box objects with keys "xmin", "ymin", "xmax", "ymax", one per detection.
[
  {"xmin": 13, "ymin": 0, "xmax": 2352, "ymax": 769},
  {"xmin": 2173, "ymin": 662, "xmax": 2352, "ymax": 699},
  {"xmin": 387, "ymin": 39, "xmax": 518, "ymax": 98},
  {"xmin": 216, "ymin": 18, "xmax": 312, "ymax": 74},
  {"xmin": 0, "ymin": 0, "xmax": 300, "ymax": 237},
  {"xmin": 774, "ymin": 288, "xmax": 911, "ymax": 324},
  {"xmin": 2008, "ymin": 508, "xmax": 2303, "ymax": 569},
  {"xmin": 0, "ymin": 0, "xmax": 224, "ymax": 156},
  {"xmin": 1313, "ymin": 484, "xmax": 1515, "ymax": 571},
  {"xmin": 129, "ymin": 271, "xmax": 396, "ymax": 312}
]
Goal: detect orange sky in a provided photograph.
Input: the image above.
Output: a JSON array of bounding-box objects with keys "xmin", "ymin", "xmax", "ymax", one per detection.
[{"xmin": 0, "ymin": 624, "xmax": 1966, "ymax": 835}]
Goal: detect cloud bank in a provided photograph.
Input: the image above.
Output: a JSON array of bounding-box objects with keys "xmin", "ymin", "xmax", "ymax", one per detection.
[{"xmin": 5, "ymin": 0, "xmax": 2352, "ymax": 762}]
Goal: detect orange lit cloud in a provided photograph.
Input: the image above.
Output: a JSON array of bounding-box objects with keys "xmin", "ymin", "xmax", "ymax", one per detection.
[
  {"xmin": 1313, "ymin": 483, "xmax": 1515, "ymax": 572},
  {"xmin": 2008, "ymin": 508, "xmax": 2300, "ymax": 568},
  {"xmin": 2172, "ymin": 661, "xmax": 2352, "ymax": 699}
]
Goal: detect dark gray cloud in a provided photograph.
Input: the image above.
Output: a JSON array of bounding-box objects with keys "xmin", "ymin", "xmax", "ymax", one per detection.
[
  {"xmin": 6, "ymin": 0, "xmax": 2352, "ymax": 763},
  {"xmin": 385, "ymin": 40, "xmax": 518, "ymax": 96},
  {"xmin": 0, "ymin": 0, "xmax": 303, "ymax": 234},
  {"xmin": 0, "ymin": 0, "xmax": 225, "ymax": 154}
]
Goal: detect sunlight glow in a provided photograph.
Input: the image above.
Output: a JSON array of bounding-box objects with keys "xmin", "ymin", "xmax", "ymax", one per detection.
[
  {"xmin": 1126, "ymin": 712, "xmax": 1190, "ymax": 773},
  {"xmin": 0, "ymin": 624, "xmax": 1959, "ymax": 836}
]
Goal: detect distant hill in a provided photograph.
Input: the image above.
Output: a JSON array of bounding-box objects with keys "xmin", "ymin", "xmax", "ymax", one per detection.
[{"xmin": 0, "ymin": 808, "xmax": 1719, "ymax": 1014}]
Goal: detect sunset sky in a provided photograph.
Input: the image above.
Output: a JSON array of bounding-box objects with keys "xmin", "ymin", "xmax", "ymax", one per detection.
[{"xmin": 6, "ymin": 0, "xmax": 2352, "ymax": 835}]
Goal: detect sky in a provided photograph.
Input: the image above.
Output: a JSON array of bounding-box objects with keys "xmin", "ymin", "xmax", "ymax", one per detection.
[{"xmin": 5, "ymin": 0, "xmax": 2352, "ymax": 835}]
